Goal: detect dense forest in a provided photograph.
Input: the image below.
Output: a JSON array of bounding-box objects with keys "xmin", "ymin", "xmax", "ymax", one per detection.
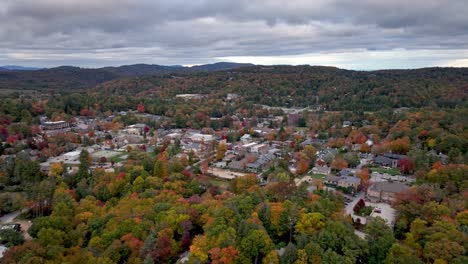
[{"xmin": 1, "ymin": 65, "xmax": 467, "ymax": 111}]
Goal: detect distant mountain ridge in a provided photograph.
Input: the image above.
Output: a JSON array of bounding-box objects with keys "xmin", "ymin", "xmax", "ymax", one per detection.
[
  {"xmin": 0, "ymin": 62, "xmax": 254, "ymax": 90},
  {"xmin": 0, "ymin": 65, "xmax": 43, "ymax": 71}
]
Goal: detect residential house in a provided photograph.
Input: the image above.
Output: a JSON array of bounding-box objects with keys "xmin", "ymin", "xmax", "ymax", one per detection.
[
  {"xmin": 324, "ymin": 175, "xmax": 341, "ymax": 185},
  {"xmin": 338, "ymin": 176, "xmax": 361, "ymax": 189},
  {"xmin": 374, "ymin": 153, "xmax": 407, "ymax": 168},
  {"xmin": 312, "ymin": 166, "xmax": 331, "ymax": 175},
  {"xmin": 240, "ymin": 134, "xmax": 252, "ymax": 144},
  {"xmin": 343, "ymin": 120, "xmax": 352, "ymax": 128}
]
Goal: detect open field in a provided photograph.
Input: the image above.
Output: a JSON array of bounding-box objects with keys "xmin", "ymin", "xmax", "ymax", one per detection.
[
  {"xmin": 207, "ymin": 167, "xmax": 249, "ymax": 180},
  {"xmin": 91, "ymin": 150, "xmax": 123, "ymax": 160}
]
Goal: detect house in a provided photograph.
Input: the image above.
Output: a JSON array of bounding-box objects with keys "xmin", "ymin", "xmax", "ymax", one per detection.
[
  {"xmin": 338, "ymin": 176, "xmax": 360, "ymax": 189},
  {"xmin": 227, "ymin": 160, "xmax": 244, "ymax": 171},
  {"xmin": 250, "ymin": 143, "xmax": 269, "ymax": 154},
  {"xmin": 188, "ymin": 133, "xmax": 214, "ymax": 143},
  {"xmin": 339, "ymin": 168, "xmax": 352, "ymax": 177},
  {"xmin": 128, "ymin": 124, "xmax": 147, "ymax": 133},
  {"xmin": 63, "ymin": 150, "xmax": 81, "ymax": 161},
  {"xmin": 324, "ymin": 175, "xmax": 341, "ymax": 185},
  {"xmin": 312, "ymin": 166, "xmax": 331, "ymax": 175},
  {"xmin": 374, "ymin": 153, "xmax": 407, "ymax": 168},
  {"xmin": 242, "ymin": 142, "xmax": 258, "ymax": 153},
  {"xmin": 246, "ymin": 162, "xmax": 262, "ymax": 173},
  {"xmin": 367, "ymin": 182, "xmax": 410, "ymax": 203},
  {"xmin": 226, "ymin": 93, "xmax": 240, "ymax": 101},
  {"xmin": 240, "ymin": 134, "xmax": 252, "ymax": 144},
  {"xmin": 41, "ymin": 120, "xmax": 69, "ymax": 130},
  {"xmin": 175, "ymin": 94, "xmax": 205, "ymax": 100}
]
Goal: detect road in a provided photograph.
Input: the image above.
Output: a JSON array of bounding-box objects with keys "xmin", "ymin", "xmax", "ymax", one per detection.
[
  {"xmin": 0, "ymin": 210, "xmax": 21, "ymax": 225},
  {"xmin": 0, "ymin": 209, "xmax": 32, "ymax": 241}
]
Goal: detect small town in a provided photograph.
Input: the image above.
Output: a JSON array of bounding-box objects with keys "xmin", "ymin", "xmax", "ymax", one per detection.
[
  {"xmin": 1, "ymin": 1, "xmax": 467, "ymax": 262},
  {"xmin": 1, "ymin": 94, "xmax": 435, "ymax": 259}
]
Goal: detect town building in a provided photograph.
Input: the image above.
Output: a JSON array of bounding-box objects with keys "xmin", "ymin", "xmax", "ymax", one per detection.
[{"xmin": 366, "ymin": 182, "xmax": 410, "ymax": 203}]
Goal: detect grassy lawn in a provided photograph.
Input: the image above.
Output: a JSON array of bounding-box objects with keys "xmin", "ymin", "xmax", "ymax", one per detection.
[
  {"xmin": 197, "ymin": 175, "xmax": 230, "ymax": 189},
  {"xmin": 110, "ymin": 153, "xmax": 128, "ymax": 163},
  {"xmin": 309, "ymin": 173, "xmax": 326, "ymax": 179},
  {"xmin": 369, "ymin": 166, "xmax": 400, "ymax": 175}
]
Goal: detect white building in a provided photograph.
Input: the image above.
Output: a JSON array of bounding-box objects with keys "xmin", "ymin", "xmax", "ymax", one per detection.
[{"xmin": 63, "ymin": 150, "xmax": 81, "ymax": 161}]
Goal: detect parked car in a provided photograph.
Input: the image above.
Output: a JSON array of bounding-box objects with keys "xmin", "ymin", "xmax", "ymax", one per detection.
[{"xmin": 0, "ymin": 224, "xmax": 21, "ymax": 232}]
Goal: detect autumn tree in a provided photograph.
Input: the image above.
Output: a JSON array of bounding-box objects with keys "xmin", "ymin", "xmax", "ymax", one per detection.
[
  {"xmin": 357, "ymin": 168, "xmax": 370, "ymax": 190},
  {"xmin": 331, "ymin": 156, "xmax": 348, "ymax": 171},
  {"xmin": 365, "ymin": 217, "xmax": 395, "ymax": 264},
  {"xmin": 137, "ymin": 103, "xmax": 145, "ymax": 113},
  {"xmin": 398, "ymin": 158, "xmax": 415, "ymax": 174},
  {"xmin": 216, "ymin": 142, "xmax": 228, "ymax": 161},
  {"xmin": 76, "ymin": 150, "xmax": 91, "ymax": 182},
  {"xmin": 153, "ymin": 159, "xmax": 168, "ymax": 178},
  {"xmin": 295, "ymin": 211, "xmax": 325, "ymax": 235},
  {"xmin": 300, "ymin": 145, "xmax": 317, "ymax": 165},
  {"xmin": 239, "ymin": 229, "xmax": 274, "ymax": 264},
  {"xmin": 296, "ymin": 159, "xmax": 309, "ymax": 175}
]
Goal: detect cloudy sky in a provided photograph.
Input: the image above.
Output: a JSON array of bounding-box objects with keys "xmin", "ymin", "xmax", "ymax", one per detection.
[{"xmin": 1, "ymin": 0, "xmax": 468, "ymax": 69}]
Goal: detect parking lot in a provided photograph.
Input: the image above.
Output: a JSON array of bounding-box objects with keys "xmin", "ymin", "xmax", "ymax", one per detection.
[{"xmin": 366, "ymin": 201, "xmax": 396, "ymax": 226}]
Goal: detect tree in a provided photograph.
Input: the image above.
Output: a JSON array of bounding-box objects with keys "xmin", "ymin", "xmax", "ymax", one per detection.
[
  {"xmin": 365, "ymin": 217, "xmax": 395, "ymax": 264},
  {"xmin": 262, "ymin": 250, "xmax": 279, "ymax": 264},
  {"xmin": 216, "ymin": 142, "xmax": 228, "ymax": 161},
  {"xmin": 331, "ymin": 156, "xmax": 348, "ymax": 171},
  {"xmin": 294, "ymin": 249, "xmax": 308, "ymax": 264},
  {"xmin": 353, "ymin": 199, "xmax": 365, "ymax": 214},
  {"xmin": 153, "ymin": 159, "xmax": 168, "ymax": 178},
  {"xmin": 356, "ymin": 168, "xmax": 370, "ymax": 190},
  {"xmin": 209, "ymin": 246, "xmax": 238, "ymax": 264},
  {"xmin": 385, "ymin": 243, "xmax": 423, "ymax": 264},
  {"xmin": 137, "ymin": 103, "xmax": 145, "ymax": 113},
  {"xmin": 343, "ymin": 152, "xmax": 360, "ymax": 168},
  {"xmin": 295, "ymin": 211, "xmax": 325, "ymax": 235},
  {"xmin": 296, "ymin": 159, "xmax": 309, "ymax": 175},
  {"xmin": 76, "ymin": 150, "xmax": 91, "ymax": 181},
  {"xmin": 0, "ymin": 229, "xmax": 24, "ymax": 246},
  {"xmin": 239, "ymin": 229, "xmax": 274, "ymax": 264},
  {"xmin": 13, "ymin": 154, "xmax": 42, "ymax": 184},
  {"xmin": 281, "ymin": 242, "xmax": 298, "ymax": 264},
  {"xmin": 398, "ymin": 158, "xmax": 414, "ymax": 174},
  {"xmin": 388, "ymin": 137, "xmax": 411, "ymax": 154},
  {"xmin": 301, "ymin": 145, "xmax": 317, "ymax": 165},
  {"xmin": 49, "ymin": 162, "xmax": 64, "ymax": 178}
]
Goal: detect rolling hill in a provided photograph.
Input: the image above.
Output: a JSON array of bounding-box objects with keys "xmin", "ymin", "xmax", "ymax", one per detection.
[{"xmin": 0, "ymin": 62, "xmax": 253, "ymax": 91}]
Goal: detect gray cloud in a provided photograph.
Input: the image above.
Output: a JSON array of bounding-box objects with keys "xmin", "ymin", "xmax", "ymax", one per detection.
[{"xmin": 1, "ymin": 0, "xmax": 467, "ymax": 68}]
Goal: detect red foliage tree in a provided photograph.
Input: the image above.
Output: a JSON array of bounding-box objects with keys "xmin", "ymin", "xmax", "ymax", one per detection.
[
  {"xmin": 353, "ymin": 199, "xmax": 365, "ymax": 214},
  {"xmin": 150, "ymin": 235, "xmax": 172, "ymax": 263},
  {"xmin": 399, "ymin": 158, "xmax": 415, "ymax": 174},
  {"xmin": 296, "ymin": 159, "xmax": 309, "ymax": 175},
  {"xmin": 209, "ymin": 246, "xmax": 239, "ymax": 264},
  {"xmin": 6, "ymin": 135, "xmax": 18, "ymax": 145},
  {"xmin": 137, "ymin": 103, "xmax": 145, "ymax": 113}
]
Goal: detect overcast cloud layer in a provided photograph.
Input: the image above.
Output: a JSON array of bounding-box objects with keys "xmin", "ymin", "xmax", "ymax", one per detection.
[{"xmin": 1, "ymin": 0, "xmax": 468, "ymax": 69}]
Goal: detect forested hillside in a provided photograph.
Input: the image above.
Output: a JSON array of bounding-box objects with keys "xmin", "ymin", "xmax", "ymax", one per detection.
[{"xmin": 92, "ymin": 66, "xmax": 468, "ymax": 111}]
